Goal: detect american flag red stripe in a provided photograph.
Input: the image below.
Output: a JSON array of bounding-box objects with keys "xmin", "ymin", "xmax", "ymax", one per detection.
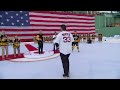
[
  {"xmin": 0, "ymin": 11, "xmax": 96, "ymax": 42},
  {"xmin": 29, "ymin": 12, "xmax": 95, "ymax": 33}
]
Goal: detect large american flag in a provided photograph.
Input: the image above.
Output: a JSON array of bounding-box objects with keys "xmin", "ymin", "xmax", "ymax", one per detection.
[{"xmin": 0, "ymin": 11, "xmax": 96, "ymax": 42}]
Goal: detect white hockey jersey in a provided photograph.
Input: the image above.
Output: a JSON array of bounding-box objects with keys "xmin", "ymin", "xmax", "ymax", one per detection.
[{"xmin": 55, "ymin": 31, "xmax": 74, "ymax": 55}]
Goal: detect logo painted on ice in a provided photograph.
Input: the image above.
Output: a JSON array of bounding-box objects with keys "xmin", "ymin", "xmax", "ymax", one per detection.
[{"xmin": 24, "ymin": 50, "xmax": 54, "ymax": 59}]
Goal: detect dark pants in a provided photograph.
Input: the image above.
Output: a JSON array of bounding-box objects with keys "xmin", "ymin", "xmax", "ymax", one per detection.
[
  {"xmin": 72, "ymin": 42, "xmax": 79, "ymax": 46},
  {"xmin": 87, "ymin": 39, "xmax": 92, "ymax": 44},
  {"xmin": 53, "ymin": 43, "xmax": 59, "ymax": 51},
  {"xmin": 38, "ymin": 42, "xmax": 43, "ymax": 54},
  {"xmin": 53, "ymin": 43, "xmax": 57, "ymax": 51},
  {"xmin": 60, "ymin": 53, "xmax": 70, "ymax": 76},
  {"xmin": 98, "ymin": 38, "xmax": 102, "ymax": 42}
]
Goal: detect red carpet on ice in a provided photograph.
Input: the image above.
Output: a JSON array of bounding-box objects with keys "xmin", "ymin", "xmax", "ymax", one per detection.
[
  {"xmin": 25, "ymin": 44, "xmax": 38, "ymax": 51},
  {"xmin": 0, "ymin": 53, "xmax": 24, "ymax": 61},
  {"xmin": 0, "ymin": 43, "xmax": 60, "ymax": 62}
]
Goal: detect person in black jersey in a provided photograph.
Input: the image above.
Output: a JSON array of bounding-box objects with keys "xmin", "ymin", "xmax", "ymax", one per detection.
[
  {"xmin": 36, "ymin": 30, "xmax": 43, "ymax": 54},
  {"xmin": 72, "ymin": 31, "xmax": 80, "ymax": 52},
  {"xmin": 13, "ymin": 36, "xmax": 20, "ymax": 58},
  {"xmin": 100, "ymin": 34, "xmax": 103, "ymax": 41},
  {"xmin": 87, "ymin": 34, "xmax": 92, "ymax": 44},
  {"xmin": 87, "ymin": 34, "xmax": 90, "ymax": 41},
  {"xmin": 91, "ymin": 34, "xmax": 96, "ymax": 42},
  {"xmin": 83, "ymin": 34, "xmax": 86, "ymax": 42},
  {"xmin": 98, "ymin": 33, "xmax": 103, "ymax": 42},
  {"xmin": 0, "ymin": 30, "xmax": 9, "ymax": 60}
]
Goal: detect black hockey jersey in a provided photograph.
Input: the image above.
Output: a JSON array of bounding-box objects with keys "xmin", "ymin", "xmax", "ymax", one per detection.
[
  {"xmin": 37, "ymin": 34, "xmax": 43, "ymax": 43},
  {"xmin": 0, "ymin": 34, "xmax": 9, "ymax": 46},
  {"xmin": 13, "ymin": 39, "xmax": 20, "ymax": 48},
  {"xmin": 73, "ymin": 34, "xmax": 79, "ymax": 42}
]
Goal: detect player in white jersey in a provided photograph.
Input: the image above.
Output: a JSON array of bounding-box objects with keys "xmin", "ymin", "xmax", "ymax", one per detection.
[
  {"xmin": 55, "ymin": 24, "xmax": 74, "ymax": 78},
  {"xmin": 52, "ymin": 32, "xmax": 58, "ymax": 52}
]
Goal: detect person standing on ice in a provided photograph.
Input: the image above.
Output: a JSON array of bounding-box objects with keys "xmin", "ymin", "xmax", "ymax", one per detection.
[
  {"xmin": 13, "ymin": 35, "xmax": 21, "ymax": 58},
  {"xmin": 0, "ymin": 30, "xmax": 9, "ymax": 60},
  {"xmin": 35, "ymin": 30, "xmax": 43, "ymax": 54},
  {"xmin": 55, "ymin": 24, "xmax": 74, "ymax": 78},
  {"xmin": 52, "ymin": 31, "xmax": 59, "ymax": 52},
  {"xmin": 72, "ymin": 31, "xmax": 80, "ymax": 52},
  {"xmin": 98, "ymin": 33, "xmax": 103, "ymax": 42}
]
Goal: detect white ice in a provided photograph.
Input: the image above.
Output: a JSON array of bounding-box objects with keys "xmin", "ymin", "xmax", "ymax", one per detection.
[{"xmin": 0, "ymin": 37, "xmax": 120, "ymax": 79}]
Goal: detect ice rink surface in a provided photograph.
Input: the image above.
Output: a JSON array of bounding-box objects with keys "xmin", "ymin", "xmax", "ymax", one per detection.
[{"xmin": 0, "ymin": 37, "xmax": 120, "ymax": 79}]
